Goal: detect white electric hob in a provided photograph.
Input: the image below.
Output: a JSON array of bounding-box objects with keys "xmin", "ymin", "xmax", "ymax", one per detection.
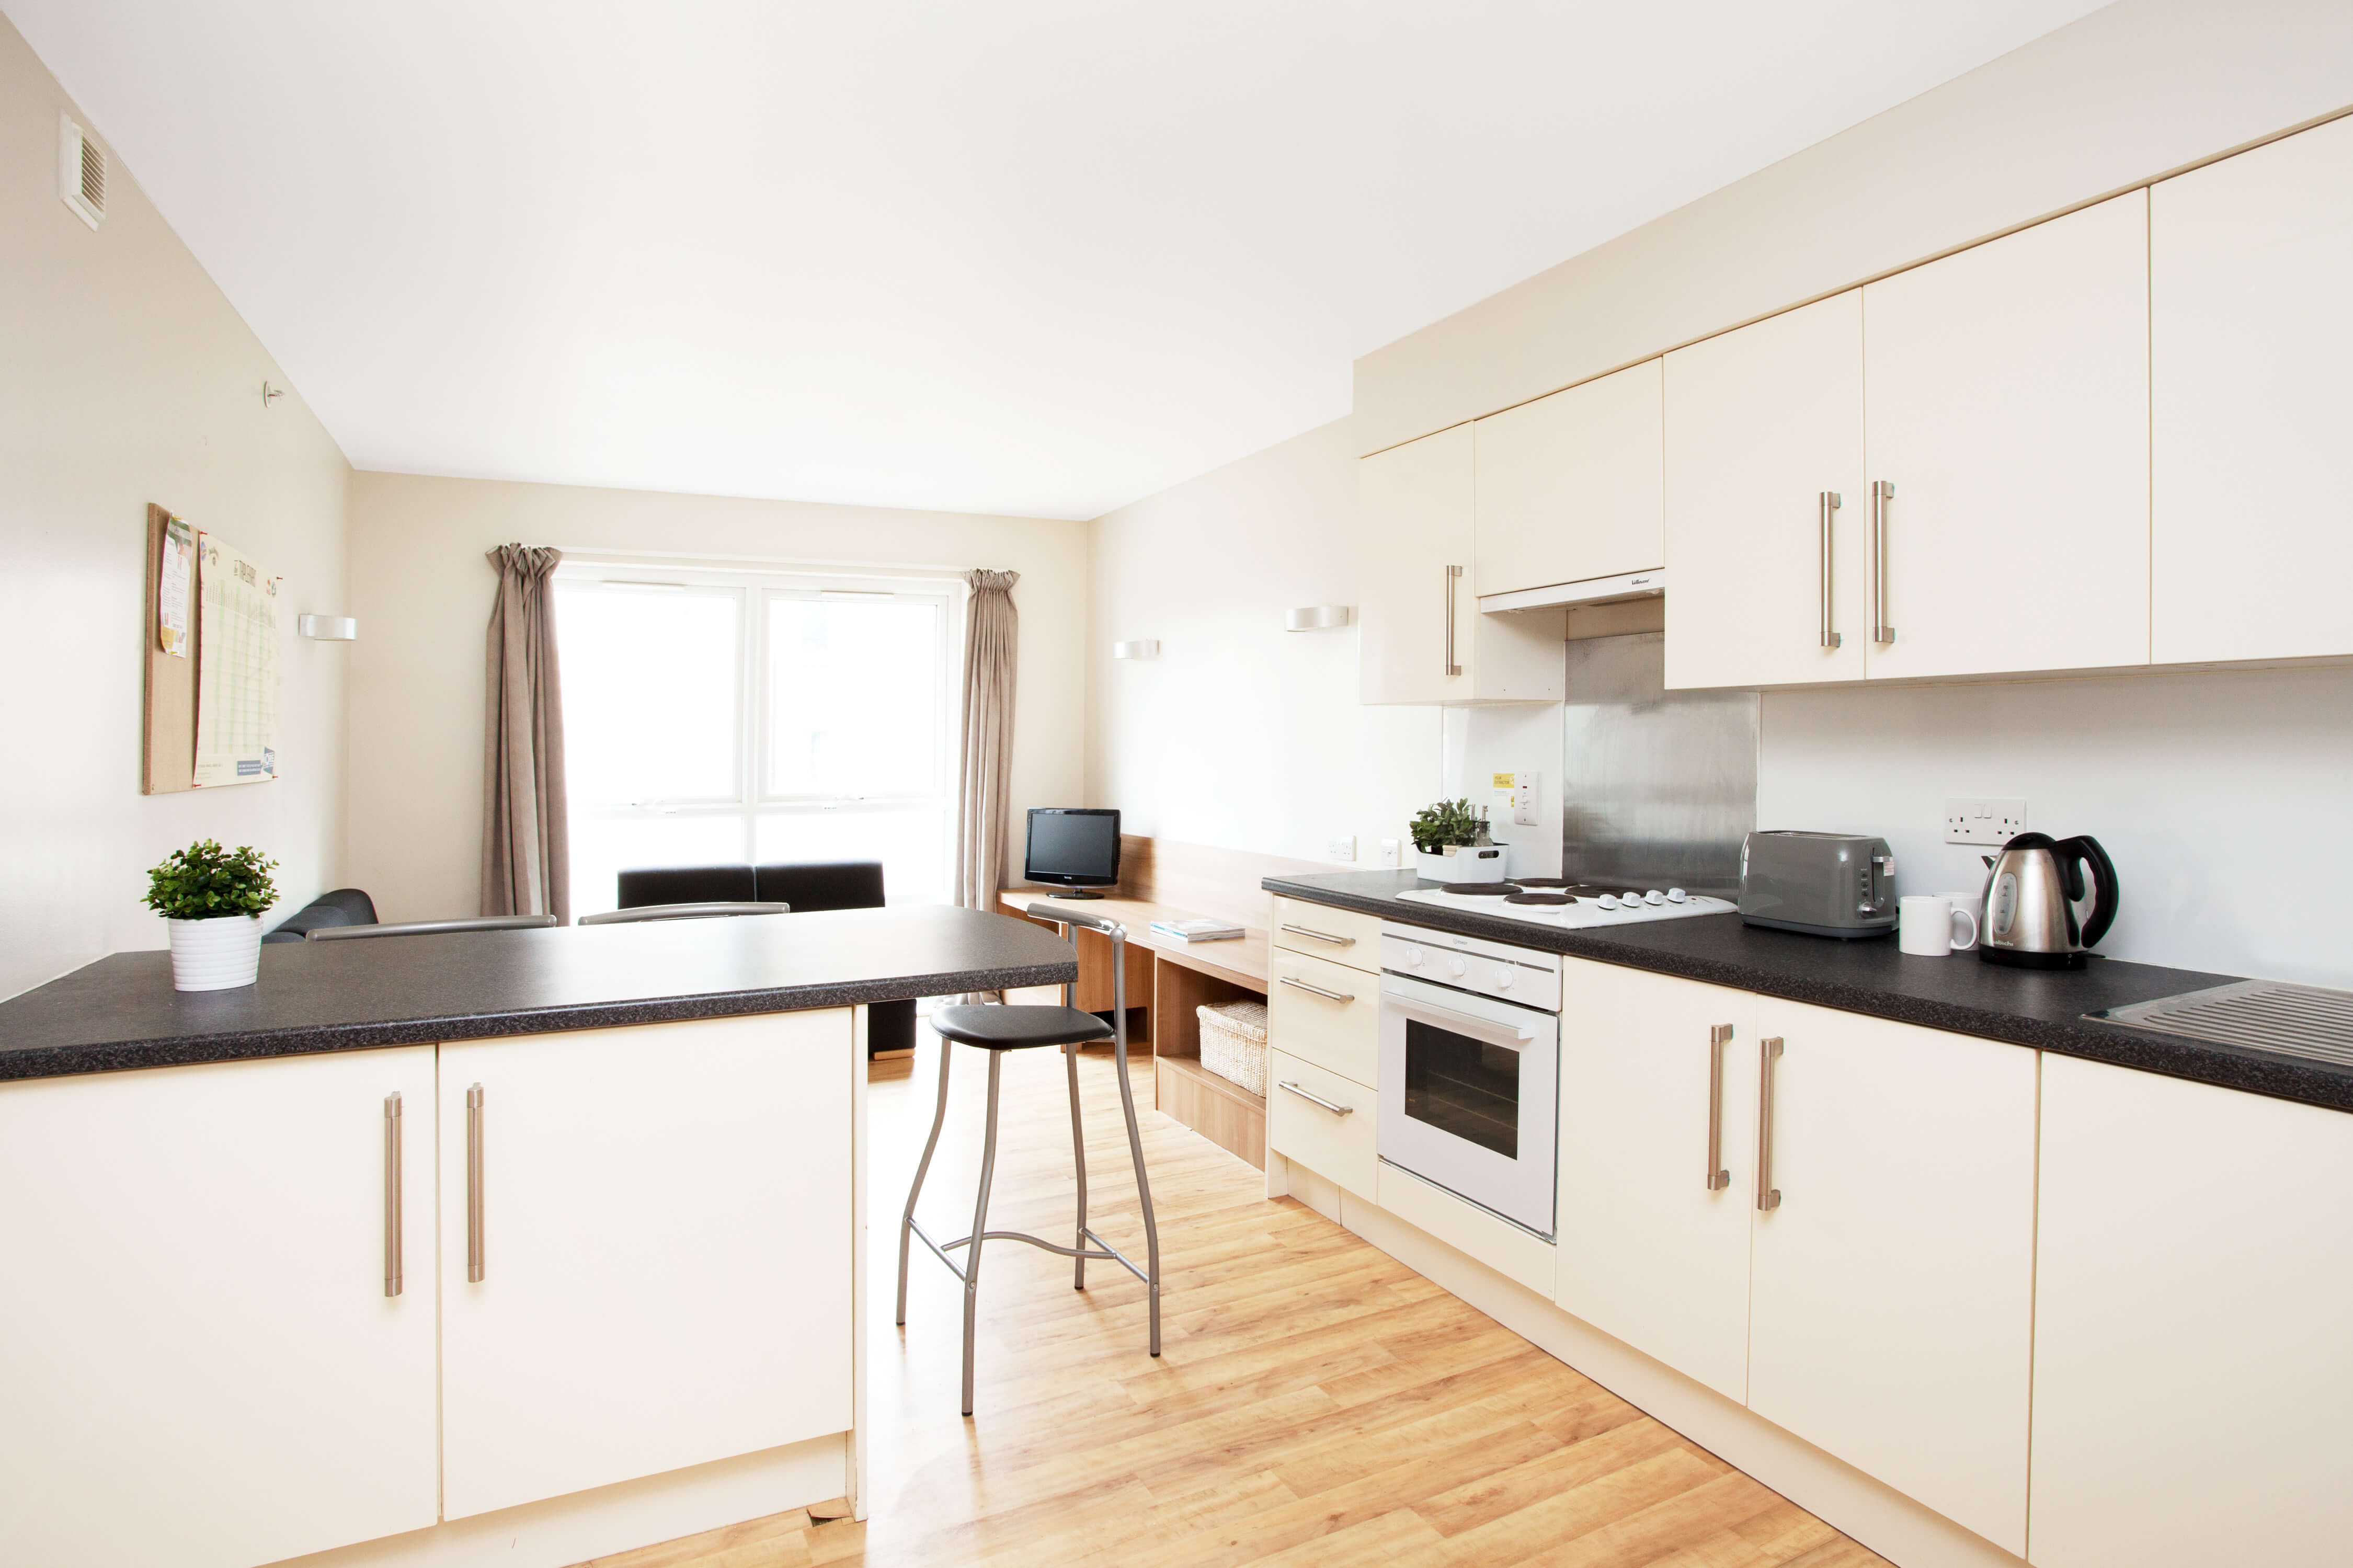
[{"xmin": 1390, "ymin": 880, "xmax": 1737, "ymax": 931}]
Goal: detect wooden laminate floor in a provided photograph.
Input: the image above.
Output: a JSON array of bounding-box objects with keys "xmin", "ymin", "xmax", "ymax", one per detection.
[{"xmin": 582, "ymin": 1031, "xmax": 1893, "ymax": 1568}]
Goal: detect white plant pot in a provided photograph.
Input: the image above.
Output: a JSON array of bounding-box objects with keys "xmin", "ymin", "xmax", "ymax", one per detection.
[
  {"xmin": 1415, "ymin": 844, "xmax": 1510, "ymax": 884},
  {"xmin": 168, "ymin": 915, "xmax": 263, "ymax": 991}
]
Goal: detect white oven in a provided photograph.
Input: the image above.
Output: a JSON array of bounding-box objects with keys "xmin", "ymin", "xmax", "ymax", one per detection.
[{"xmin": 1377, "ymin": 925, "xmax": 1561, "ymax": 1239}]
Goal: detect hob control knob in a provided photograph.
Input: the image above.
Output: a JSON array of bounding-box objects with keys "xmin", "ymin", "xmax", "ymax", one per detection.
[
  {"xmin": 1644, "ymin": 889, "xmax": 1666, "ymax": 906},
  {"xmin": 1447, "ymin": 956, "xmax": 1467, "ymax": 978},
  {"xmin": 1665, "ymin": 888, "xmax": 1687, "ymax": 903},
  {"xmin": 1596, "ymin": 894, "xmax": 1621, "ymax": 910},
  {"xmin": 1404, "ymin": 945, "xmax": 1425, "ymax": 965},
  {"xmin": 1493, "ymin": 968, "xmax": 1514, "ymax": 989}
]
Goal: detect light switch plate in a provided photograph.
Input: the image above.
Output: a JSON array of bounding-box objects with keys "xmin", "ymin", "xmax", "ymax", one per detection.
[
  {"xmin": 1510, "ymin": 771, "xmax": 1540, "ymax": 827},
  {"xmin": 1327, "ymin": 835, "xmax": 1356, "ymax": 862},
  {"xmin": 1378, "ymin": 839, "xmax": 1400, "ymax": 868},
  {"xmin": 1945, "ymin": 797, "xmax": 2028, "ymax": 846}
]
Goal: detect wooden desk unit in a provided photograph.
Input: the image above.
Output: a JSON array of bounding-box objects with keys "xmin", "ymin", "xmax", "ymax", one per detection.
[{"xmin": 999, "ymin": 836, "xmax": 1324, "ymax": 1171}]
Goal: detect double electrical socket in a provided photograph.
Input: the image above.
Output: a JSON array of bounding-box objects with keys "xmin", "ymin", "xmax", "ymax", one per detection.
[
  {"xmin": 1327, "ymin": 835, "xmax": 1356, "ymax": 862},
  {"xmin": 1945, "ymin": 798, "xmax": 2028, "ymax": 846}
]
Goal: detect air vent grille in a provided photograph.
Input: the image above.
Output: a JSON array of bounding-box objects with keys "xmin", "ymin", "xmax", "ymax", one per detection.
[
  {"xmin": 2096, "ymin": 980, "xmax": 2353, "ymax": 1067},
  {"xmin": 59, "ymin": 114, "xmax": 105, "ymax": 228}
]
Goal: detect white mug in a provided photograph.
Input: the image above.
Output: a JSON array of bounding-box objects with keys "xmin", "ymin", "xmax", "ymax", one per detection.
[
  {"xmin": 1899, "ymin": 895, "xmax": 1979, "ymax": 957},
  {"xmin": 1937, "ymin": 890, "xmax": 1983, "ymax": 950}
]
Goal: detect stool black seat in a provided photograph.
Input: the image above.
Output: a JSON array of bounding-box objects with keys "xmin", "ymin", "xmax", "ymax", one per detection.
[{"xmin": 897, "ymin": 904, "xmax": 1162, "ymax": 1416}]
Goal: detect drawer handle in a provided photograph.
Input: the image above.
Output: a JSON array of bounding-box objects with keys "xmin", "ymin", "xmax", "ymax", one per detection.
[
  {"xmin": 1278, "ymin": 1081, "xmax": 1355, "ymax": 1117},
  {"xmin": 1704, "ymin": 1025, "xmax": 1731, "ymax": 1193},
  {"xmin": 466, "ymin": 1083, "xmax": 486, "ymax": 1283},
  {"xmin": 1279, "ymin": 923, "xmax": 1355, "ymax": 947},
  {"xmin": 382, "ymin": 1092, "xmax": 403, "ymax": 1298},
  {"xmin": 1818, "ymin": 490, "xmax": 1843, "ymax": 650},
  {"xmin": 1278, "ymin": 976, "xmax": 1356, "ymax": 1003},
  {"xmin": 1756, "ymin": 1038, "xmax": 1784, "ymax": 1212}
]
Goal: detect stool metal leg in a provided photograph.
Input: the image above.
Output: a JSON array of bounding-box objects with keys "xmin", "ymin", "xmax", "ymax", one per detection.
[
  {"xmin": 897, "ymin": 1031, "xmax": 955, "ymax": 1328},
  {"xmin": 1107, "ymin": 933, "xmax": 1162, "ymax": 1356},
  {"xmin": 962, "ymin": 1050, "xmax": 1006, "ymax": 1416},
  {"xmin": 1067, "ymin": 1042, "xmax": 1089, "ymax": 1291}
]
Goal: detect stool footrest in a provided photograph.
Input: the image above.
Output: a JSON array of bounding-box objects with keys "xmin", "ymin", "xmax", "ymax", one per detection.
[{"xmin": 909, "ymin": 1217, "xmax": 1149, "ymax": 1284}]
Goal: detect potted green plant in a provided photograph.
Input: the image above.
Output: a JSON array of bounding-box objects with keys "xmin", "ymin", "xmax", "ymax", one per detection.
[
  {"xmin": 1409, "ymin": 799, "xmax": 1505, "ymax": 882},
  {"xmin": 145, "ymin": 840, "xmax": 279, "ymax": 991}
]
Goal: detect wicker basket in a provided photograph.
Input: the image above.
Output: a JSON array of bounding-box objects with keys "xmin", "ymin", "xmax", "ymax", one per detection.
[{"xmin": 1196, "ymin": 999, "xmax": 1269, "ymax": 1097}]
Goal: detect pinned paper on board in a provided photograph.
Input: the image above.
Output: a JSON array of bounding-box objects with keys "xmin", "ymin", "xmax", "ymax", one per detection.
[
  {"xmin": 157, "ymin": 517, "xmax": 192, "ymax": 656},
  {"xmin": 191, "ymin": 531, "xmax": 281, "ymax": 787}
]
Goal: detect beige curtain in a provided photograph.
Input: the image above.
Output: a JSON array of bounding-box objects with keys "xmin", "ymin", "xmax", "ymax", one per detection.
[
  {"xmin": 954, "ymin": 569, "xmax": 1020, "ymax": 911},
  {"xmin": 481, "ymin": 544, "xmax": 570, "ymax": 924}
]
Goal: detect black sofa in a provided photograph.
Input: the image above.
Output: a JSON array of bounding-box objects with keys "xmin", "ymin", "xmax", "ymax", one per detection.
[
  {"xmin": 264, "ymin": 887, "xmax": 380, "ymax": 943},
  {"xmin": 615, "ymin": 861, "xmax": 916, "ymax": 1057}
]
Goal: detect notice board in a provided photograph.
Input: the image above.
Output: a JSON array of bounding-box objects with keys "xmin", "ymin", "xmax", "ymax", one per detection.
[{"xmin": 142, "ymin": 504, "xmax": 281, "ymax": 793}]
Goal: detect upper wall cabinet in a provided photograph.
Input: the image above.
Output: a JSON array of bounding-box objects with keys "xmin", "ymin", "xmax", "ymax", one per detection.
[
  {"xmin": 2151, "ymin": 115, "xmax": 2353, "ymax": 665},
  {"xmin": 1358, "ymin": 425, "xmax": 1565, "ymax": 705},
  {"xmin": 1860, "ymin": 191, "xmax": 2151, "ymax": 681},
  {"xmin": 1664, "ymin": 291, "xmax": 1867, "ymax": 689},
  {"xmin": 1472, "ymin": 359, "xmax": 1664, "ymax": 599}
]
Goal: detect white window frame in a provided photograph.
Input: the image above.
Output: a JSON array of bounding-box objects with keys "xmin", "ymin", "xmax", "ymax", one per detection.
[{"xmin": 553, "ymin": 556, "xmax": 964, "ymax": 902}]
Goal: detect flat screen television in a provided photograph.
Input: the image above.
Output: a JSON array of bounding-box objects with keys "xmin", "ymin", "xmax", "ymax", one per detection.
[{"xmin": 1024, "ymin": 808, "xmax": 1121, "ymax": 899}]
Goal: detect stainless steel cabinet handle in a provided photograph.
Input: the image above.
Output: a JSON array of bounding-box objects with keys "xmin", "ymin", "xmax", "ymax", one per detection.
[
  {"xmin": 1705, "ymin": 1025, "xmax": 1732, "ymax": 1192},
  {"xmin": 1278, "ymin": 1080, "xmax": 1355, "ymax": 1117},
  {"xmin": 1818, "ymin": 491, "xmax": 1843, "ymax": 649},
  {"xmin": 1756, "ymin": 1037, "xmax": 1784, "ymax": 1211},
  {"xmin": 1277, "ymin": 976, "xmax": 1356, "ymax": 1003},
  {"xmin": 382, "ymin": 1092, "xmax": 403, "ymax": 1298},
  {"xmin": 1443, "ymin": 564, "xmax": 1463, "ymax": 678},
  {"xmin": 465, "ymin": 1083, "xmax": 486, "ymax": 1284},
  {"xmin": 1870, "ymin": 480, "xmax": 1895, "ymax": 646},
  {"xmin": 1278, "ymin": 922, "xmax": 1355, "ymax": 947}
]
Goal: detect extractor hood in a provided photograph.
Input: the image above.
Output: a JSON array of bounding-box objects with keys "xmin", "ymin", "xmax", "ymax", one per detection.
[{"xmin": 1477, "ymin": 569, "xmax": 1664, "ymax": 614}]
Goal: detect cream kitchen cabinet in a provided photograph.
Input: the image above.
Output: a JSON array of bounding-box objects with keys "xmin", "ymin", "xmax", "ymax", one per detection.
[
  {"xmin": 0, "ymin": 1048, "xmax": 441, "ymax": 1568},
  {"xmin": 440, "ymin": 1012, "xmax": 854, "ymax": 1520},
  {"xmin": 1663, "ymin": 291, "xmax": 1868, "ymax": 690},
  {"xmin": 1859, "ymin": 191, "xmax": 2151, "ymax": 681},
  {"xmin": 1746, "ymin": 999, "xmax": 2038, "ymax": 1555},
  {"xmin": 1357, "ymin": 424, "xmax": 1564, "ymax": 705},
  {"xmin": 2029, "ymin": 1055, "xmax": 2353, "ymax": 1568},
  {"xmin": 1473, "ymin": 358, "xmax": 1664, "ymax": 599},
  {"xmin": 1556, "ymin": 960, "xmax": 1757, "ymax": 1402},
  {"xmin": 2151, "ymin": 114, "xmax": 2353, "ymax": 665}
]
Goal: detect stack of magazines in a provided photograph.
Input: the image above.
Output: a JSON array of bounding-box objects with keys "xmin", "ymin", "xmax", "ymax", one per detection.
[{"xmin": 1148, "ymin": 917, "xmax": 1244, "ymax": 943}]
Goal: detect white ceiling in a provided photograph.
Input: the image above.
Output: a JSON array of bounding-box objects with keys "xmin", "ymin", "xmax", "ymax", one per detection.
[{"xmin": 12, "ymin": 1, "xmax": 2109, "ymax": 520}]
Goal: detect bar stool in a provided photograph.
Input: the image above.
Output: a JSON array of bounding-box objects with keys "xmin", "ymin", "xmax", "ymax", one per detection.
[{"xmin": 897, "ymin": 903, "xmax": 1161, "ymax": 1415}]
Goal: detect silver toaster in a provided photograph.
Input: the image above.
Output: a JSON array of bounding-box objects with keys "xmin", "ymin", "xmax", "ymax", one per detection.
[{"xmin": 1739, "ymin": 831, "xmax": 1898, "ymax": 939}]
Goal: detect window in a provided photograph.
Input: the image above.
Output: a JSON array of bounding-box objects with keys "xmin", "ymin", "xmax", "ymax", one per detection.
[{"xmin": 554, "ymin": 563, "xmax": 958, "ymax": 919}]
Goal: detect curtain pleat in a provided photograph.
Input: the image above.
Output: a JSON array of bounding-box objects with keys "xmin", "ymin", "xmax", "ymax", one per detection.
[
  {"xmin": 481, "ymin": 544, "xmax": 570, "ymax": 924},
  {"xmin": 955, "ymin": 570, "xmax": 1020, "ymax": 913}
]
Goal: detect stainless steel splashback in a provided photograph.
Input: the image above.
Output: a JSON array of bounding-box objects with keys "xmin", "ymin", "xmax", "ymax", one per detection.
[{"xmin": 1560, "ymin": 632, "xmax": 1757, "ymax": 897}]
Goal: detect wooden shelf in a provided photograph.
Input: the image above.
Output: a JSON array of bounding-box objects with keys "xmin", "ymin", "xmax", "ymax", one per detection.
[{"xmin": 1152, "ymin": 1056, "xmax": 1266, "ymax": 1172}]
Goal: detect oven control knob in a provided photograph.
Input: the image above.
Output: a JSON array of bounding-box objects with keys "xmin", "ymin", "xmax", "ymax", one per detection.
[
  {"xmin": 1644, "ymin": 889, "xmax": 1666, "ymax": 905},
  {"xmin": 1404, "ymin": 944, "xmax": 1425, "ymax": 966},
  {"xmin": 1596, "ymin": 894, "xmax": 1620, "ymax": 910},
  {"xmin": 1665, "ymin": 887, "xmax": 1687, "ymax": 903},
  {"xmin": 1493, "ymin": 968, "xmax": 1513, "ymax": 989},
  {"xmin": 1447, "ymin": 956, "xmax": 1467, "ymax": 978}
]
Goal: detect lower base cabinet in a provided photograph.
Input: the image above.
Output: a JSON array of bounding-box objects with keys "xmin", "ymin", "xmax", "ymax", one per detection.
[
  {"xmin": 1746, "ymin": 1000, "xmax": 2037, "ymax": 1556},
  {"xmin": 2029, "ymin": 1056, "xmax": 2353, "ymax": 1568},
  {"xmin": 440, "ymin": 1013, "xmax": 854, "ymax": 1519},
  {"xmin": 0, "ymin": 1049, "xmax": 440, "ymax": 1568}
]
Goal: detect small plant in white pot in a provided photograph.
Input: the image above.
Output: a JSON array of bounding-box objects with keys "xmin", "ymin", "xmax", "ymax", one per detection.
[
  {"xmin": 1409, "ymin": 799, "xmax": 1507, "ymax": 883},
  {"xmin": 146, "ymin": 840, "xmax": 278, "ymax": 991}
]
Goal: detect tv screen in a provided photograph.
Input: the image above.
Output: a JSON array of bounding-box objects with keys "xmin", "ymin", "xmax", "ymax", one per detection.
[{"xmin": 1025, "ymin": 808, "xmax": 1121, "ymax": 894}]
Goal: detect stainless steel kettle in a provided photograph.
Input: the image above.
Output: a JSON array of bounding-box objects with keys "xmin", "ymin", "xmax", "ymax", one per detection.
[{"xmin": 1979, "ymin": 832, "xmax": 2118, "ymax": 970}]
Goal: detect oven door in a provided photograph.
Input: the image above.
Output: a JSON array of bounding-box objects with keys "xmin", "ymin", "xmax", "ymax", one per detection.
[{"xmin": 1377, "ymin": 972, "xmax": 1559, "ymax": 1238}]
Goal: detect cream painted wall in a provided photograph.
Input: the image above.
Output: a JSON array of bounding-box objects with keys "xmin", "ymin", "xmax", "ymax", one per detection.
[
  {"xmin": 1085, "ymin": 419, "xmax": 1438, "ymax": 867},
  {"xmin": 1355, "ymin": 0, "xmax": 2353, "ymax": 454},
  {"xmin": 344, "ymin": 473, "xmax": 1088, "ymax": 921},
  {"xmin": 0, "ymin": 16, "xmax": 352, "ymax": 1000}
]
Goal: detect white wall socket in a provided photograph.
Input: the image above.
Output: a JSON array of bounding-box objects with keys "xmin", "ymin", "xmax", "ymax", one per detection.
[
  {"xmin": 1327, "ymin": 835, "xmax": 1356, "ymax": 862},
  {"xmin": 1945, "ymin": 797, "xmax": 2028, "ymax": 846},
  {"xmin": 1378, "ymin": 838, "xmax": 1401, "ymax": 868}
]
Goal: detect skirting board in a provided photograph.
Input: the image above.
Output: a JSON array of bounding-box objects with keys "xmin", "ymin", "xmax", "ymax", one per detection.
[
  {"xmin": 1264, "ymin": 1152, "xmax": 2025, "ymax": 1568},
  {"xmin": 263, "ymin": 1434, "xmax": 849, "ymax": 1568}
]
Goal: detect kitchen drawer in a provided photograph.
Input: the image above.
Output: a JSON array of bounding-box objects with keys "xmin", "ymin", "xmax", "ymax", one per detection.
[
  {"xmin": 1267, "ymin": 1050, "xmax": 1376, "ymax": 1199},
  {"xmin": 1267, "ymin": 948, "xmax": 1379, "ymax": 1086},
  {"xmin": 1272, "ymin": 897, "xmax": 1381, "ymax": 974}
]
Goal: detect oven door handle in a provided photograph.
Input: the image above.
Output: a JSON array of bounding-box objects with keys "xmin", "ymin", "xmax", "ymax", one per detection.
[{"xmin": 1389, "ymin": 994, "xmax": 1538, "ymax": 1044}]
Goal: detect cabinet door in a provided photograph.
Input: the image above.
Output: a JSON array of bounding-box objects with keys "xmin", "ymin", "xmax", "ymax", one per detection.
[
  {"xmin": 1745, "ymin": 1002, "xmax": 2036, "ymax": 1554},
  {"xmin": 1664, "ymin": 292, "xmax": 1867, "ymax": 689},
  {"xmin": 2030, "ymin": 1056, "xmax": 2353, "ymax": 1568},
  {"xmin": 1555, "ymin": 962, "xmax": 1755, "ymax": 1402},
  {"xmin": 1359, "ymin": 426, "xmax": 1564, "ymax": 704},
  {"xmin": 1861, "ymin": 192, "xmax": 2150, "ymax": 680},
  {"xmin": 440, "ymin": 1012, "xmax": 853, "ymax": 1519},
  {"xmin": 2152, "ymin": 115, "xmax": 2353, "ymax": 663},
  {"xmin": 0, "ymin": 1049, "xmax": 438, "ymax": 1568},
  {"xmin": 1359, "ymin": 425, "xmax": 1475, "ymax": 705},
  {"xmin": 1475, "ymin": 359, "xmax": 1664, "ymax": 596}
]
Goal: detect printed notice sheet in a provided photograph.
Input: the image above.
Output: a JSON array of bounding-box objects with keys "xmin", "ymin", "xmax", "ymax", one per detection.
[
  {"xmin": 157, "ymin": 516, "xmax": 193, "ymax": 656},
  {"xmin": 192, "ymin": 531, "xmax": 281, "ymax": 787}
]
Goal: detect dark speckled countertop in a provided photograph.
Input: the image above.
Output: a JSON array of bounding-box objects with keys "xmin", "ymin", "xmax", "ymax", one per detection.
[
  {"xmin": 1266, "ymin": 869, "xmax": 2352, "ymax": 1114},
  {"xmin": 0, "ymin": 905, "xmax": 1075, "ymax": 1082}
]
